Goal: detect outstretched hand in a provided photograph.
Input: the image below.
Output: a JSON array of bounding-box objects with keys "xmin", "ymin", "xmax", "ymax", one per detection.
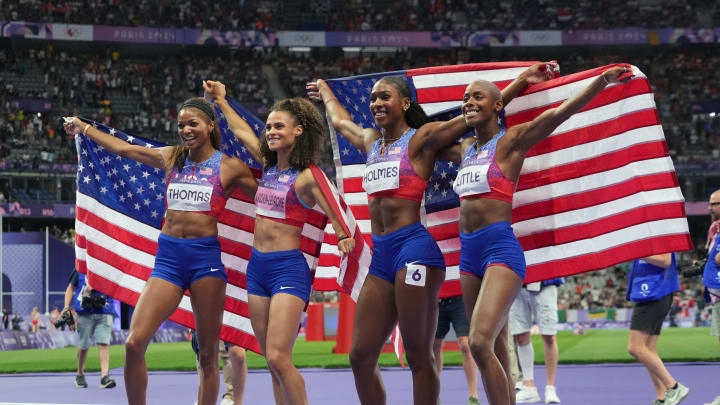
[
  {"xmin": 306, "ymin": 79, "xmax": 325, "ymax": 102},
  {"xmin": 602, "ymin": 64, "xmax": 634, "ymax": 84},
  {"xmin": 203, "ymin": 80, "xmax": 227, "ymax": 101}
]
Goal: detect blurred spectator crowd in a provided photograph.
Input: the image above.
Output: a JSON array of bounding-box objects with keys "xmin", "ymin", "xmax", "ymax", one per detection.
[
  {"xmin": 1, "ymin": 43, "xmax": 719, "ymax": 198},
  {"xmin": 0, "ymin": 45, "xmax": 270, "ymax": 165},
  {"xmin": 557, "ymin": 260, "xmax": 709, "ymax": 326},
  {"xmin": 1, "ymin": 0, "xmax": 717, "ymax": 31}
]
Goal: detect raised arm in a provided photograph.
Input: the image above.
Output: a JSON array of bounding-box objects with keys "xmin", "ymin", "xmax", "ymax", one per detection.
[
  {"xmin": 513, "ymin": 65, "xmax": 632, "ymax": 153},
  {"xmin": 223, "ymin": 157, "xmax": 259, "ymax": 200},
  {"xmin": 63, "ymin": 117, "xmax": 170, "ymax": 170},
  {"xmin": 307, "ymin": 79, "xmax": 378, "ymax": 153},
  {"xmin": 420, "ymin": 62, "xmax": 559, "ymax": 154},
  {"xmin": 203, "ymin": 80, "xmax": 263, "ymax": 163},
  {"xmin": 500, "ymin": 61, "xmax": 559, "ymax": 107}
]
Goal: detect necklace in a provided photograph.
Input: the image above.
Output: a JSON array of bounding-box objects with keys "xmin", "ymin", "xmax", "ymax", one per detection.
[
  {"xmin": 473, "ymin": 129, "xmax": 502, "ymax": 155},
  {"xmin": 380, "ymin": 127, "xmax": 411, "ymax": 155}
]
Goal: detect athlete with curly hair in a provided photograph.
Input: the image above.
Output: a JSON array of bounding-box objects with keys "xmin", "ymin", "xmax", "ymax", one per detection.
[{"xmin": 204, "ymin": 80, "xmax": 355, "ymax": 405}]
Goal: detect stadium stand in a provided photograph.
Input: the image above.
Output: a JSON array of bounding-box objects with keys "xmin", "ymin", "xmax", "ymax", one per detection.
[{"xmin": 1, "ymin": 0, "xmax": 717, "ymax": 30}]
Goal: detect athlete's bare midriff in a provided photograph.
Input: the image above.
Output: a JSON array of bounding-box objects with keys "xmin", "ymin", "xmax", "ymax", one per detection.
[
  {"xmin": 162, "ymin": 210, "xmax": 219, "ymax": 238},
  {"xmin": 458, "ymin": 198, "xmax": 513, "ymax": 234},
  {"xmin": 368, "ymin": 197, "xmax": 422, "ymax": 236},
  {"xmin": 253, "ymin": 216, "xmax": 303, "ymax": 252}
]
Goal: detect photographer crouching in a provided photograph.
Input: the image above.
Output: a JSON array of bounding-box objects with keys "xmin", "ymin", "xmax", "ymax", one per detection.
[{"xmin": 61, "ymin": 268, "xmax": 117, "ymax": 389}]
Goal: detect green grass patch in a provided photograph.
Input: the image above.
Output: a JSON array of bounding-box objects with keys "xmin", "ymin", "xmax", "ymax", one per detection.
[{"xmin": 1, "ymin": 328, "xmax": 717, "ymax": 374}]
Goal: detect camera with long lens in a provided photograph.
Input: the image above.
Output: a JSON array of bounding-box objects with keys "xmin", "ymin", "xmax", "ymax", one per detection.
[
  {"xmin": 681, "ymin": 257, "xmax": 707, "ymax": 278},
  {"xmin": 54, "ymin": 310, "xmax": 74, "ymax": 329},
  {"xmin": 81, "ymin": 292, "xmax": 107, "ymax": 310}
]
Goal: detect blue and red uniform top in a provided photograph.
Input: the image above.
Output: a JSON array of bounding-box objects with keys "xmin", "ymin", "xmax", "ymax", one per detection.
[
  {"xmin": 363, "ymin": 128, "xmax": 427, "ymax": 202},
  {"xmin": 452, "ymin": 129, "xmax": 516, "ymax": 203},
  {"xmin": 255, "ymin": 165, "xmax": 316, "ymax": 228},
  {"xmin": 166, "ymin": 150, "xmax": 228, "ymax": 218}
]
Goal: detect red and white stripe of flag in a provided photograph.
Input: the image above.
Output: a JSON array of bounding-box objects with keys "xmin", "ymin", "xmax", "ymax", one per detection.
[
  {"xmin": 505, "ymin": 64, "xmax": 691, "ymax": 281},
  {"xmin": 324, "ymin": 62, "xmax": 540, "ymax": 299},
  {"xmin": 76, "ymin": 167, "xmax": 334, "ymax": 353}
]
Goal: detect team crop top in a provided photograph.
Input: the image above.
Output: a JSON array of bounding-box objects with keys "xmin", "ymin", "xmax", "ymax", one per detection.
[
  {"xmin": 452, "ymin": 129, "xmax": 516, "ymax": 203},
  {"xmin": 166, "ymin": 150, "xmax": 228, "ymax": 218},
  {"xmin": 363, "ymin": 128, "xmax": 427, "ymax": 202},
  {"xmin": 255, "ymin": 166, "xmax": 315, "ymax": 228}
]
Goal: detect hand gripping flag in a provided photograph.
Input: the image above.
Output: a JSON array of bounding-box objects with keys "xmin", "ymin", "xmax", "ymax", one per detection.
[
  {"xmin": 324, "ymin": 62, "xmax": 692, "ymax": 291},
  {"xmin": 74, "ymin": 96, "xmax": 369, "ymax": 353},
  {"xmin": 209, "ymin": 97, "xmax": 370, "ymax": 298},
  {"xmin": 325, "ymin": 62, "xmax": 540, "ymax": 300}
]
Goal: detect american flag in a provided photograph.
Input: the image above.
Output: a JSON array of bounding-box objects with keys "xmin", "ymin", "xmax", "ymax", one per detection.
[
  {"xmin": 75, "ymin": 96, "xmax": 368, "ymax": 353},
  {"xmin": 324, "ymin": 62, "xmax": 692, "ymax": 293}
]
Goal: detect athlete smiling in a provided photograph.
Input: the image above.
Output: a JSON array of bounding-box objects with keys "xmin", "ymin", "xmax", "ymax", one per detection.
[
  {"xmin": 64, "ymin": 96, "xmax": 258, "ymax": 405},
  {"xmin": 307, "ymin": 63, "xmax": 553, "ymax": 405},
  {"xmin": 205, "ymin": 80, "xmax": 354, "ymax": 405}
]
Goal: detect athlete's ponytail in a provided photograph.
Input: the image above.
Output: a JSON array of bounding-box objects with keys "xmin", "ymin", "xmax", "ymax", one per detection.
[
  {"xmin": 405, "ymin": 101, "xmax": 430, "ymax": 129},
  {"xmin": 379, "ymin": 76, "xmax": 430, "ymax": 129}
]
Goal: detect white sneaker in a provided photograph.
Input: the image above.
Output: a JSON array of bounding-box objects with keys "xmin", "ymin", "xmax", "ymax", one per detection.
[
  {"xmin": 515, "ymin": 381, "xmax": 525, "ymax": 391},
  {"xmin": 516, "ymin": 386, "xmax": 541, "ymax": 403},
  {"xmin": 220, "ymin": 397, "xmax": 234, "ymax": 405},
  {"xmin": 664, "ymin": 382, "xmax": 689, "ymax": 405},
  {"xmin": 545, "ymin": 385, "xmax": 561, "ymax": 403}
]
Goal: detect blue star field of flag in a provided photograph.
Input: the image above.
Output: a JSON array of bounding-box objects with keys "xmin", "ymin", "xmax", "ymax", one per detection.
[
  {"xmin": 325, "ymin": 72, "xmax": 510, "ymax": 216},
  {"xmin": 75, "ymin": 121, "xmax": 168, "ymax": 228}
]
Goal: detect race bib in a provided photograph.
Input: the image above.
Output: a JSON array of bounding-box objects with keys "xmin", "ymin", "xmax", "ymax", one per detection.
[
  {"xmin": 453, "ymin": 163, "xmax": 490, "ymax": 197},
  {"xmin": 166, "ymin": 183, "xmax": 212, "ymax": 211},
  {"xmin": 255, "ymin": 185, "xmax": 288, "ymax": 219},
  {"xmin": 363, "ymin": 160, "xmax": 400, "ymax": 195},
  {"xmin": 405, "ymin": 262, "xmax": 427, "ymax": 287}
]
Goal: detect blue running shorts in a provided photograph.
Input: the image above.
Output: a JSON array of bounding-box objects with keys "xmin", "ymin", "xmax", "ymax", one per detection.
[
  {"xmin": 459, "ymin": 221, "xmax": 526, "ymax": 281},
  {"xmin": 369, "ymin": 222, "xmax": 446, "ymax": 283},
  {"xmin": 150, "ymin": 233, "xmax": 227, "ymax": 290},
  {"xmin": 246, "ymin": 248, "xmax": 312, "ymax": 302}
]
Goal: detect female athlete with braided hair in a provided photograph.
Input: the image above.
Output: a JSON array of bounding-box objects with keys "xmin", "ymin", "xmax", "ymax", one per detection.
[
  {"xmin": 204, "ymin": 80, "xmax": 355, "ymax": 405},
  {"xmin": 306, "ymin": 63, "xmax": 554, "ymax": 405},
  {"xmin": 64, "ymin": 96, "xmax": 257, "ymax": 405}
]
